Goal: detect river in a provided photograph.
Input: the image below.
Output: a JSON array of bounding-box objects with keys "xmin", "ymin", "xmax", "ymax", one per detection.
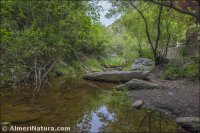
[{"xmin": 1, "ymin": 76, "xmax": 179, "ymax": 132}]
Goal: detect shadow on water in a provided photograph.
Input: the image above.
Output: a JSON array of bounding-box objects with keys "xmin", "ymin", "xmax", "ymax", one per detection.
[{"xmin": 1, "ymin": 76, "xmax": 180, "ymax": 132}]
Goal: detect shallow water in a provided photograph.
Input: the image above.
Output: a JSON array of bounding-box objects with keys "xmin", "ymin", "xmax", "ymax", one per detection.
[{"xmin": 1, "ymin": 77, "xmax": 179, "ymax": 132}]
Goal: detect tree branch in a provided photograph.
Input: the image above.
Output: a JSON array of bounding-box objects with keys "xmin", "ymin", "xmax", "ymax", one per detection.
[
  {"xmin": 155, "ymin": 5, "xmax": 163, "ymax": 51},
  {"xmin": 128, "ymin": 0, "xmax": 155, "ymax": 52},
  {"xmin": 145, "ymin": 0, "xmax": 200, "ymax": 22}
]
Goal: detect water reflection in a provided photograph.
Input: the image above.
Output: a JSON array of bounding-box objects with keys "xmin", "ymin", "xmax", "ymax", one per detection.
[
  {"xmin": 77, "ymin": 105, "xmax": 116, "ymax": 132},
  {"xmin": 1, "ymin": 77, "xmax": 179, "ymax": 132}
]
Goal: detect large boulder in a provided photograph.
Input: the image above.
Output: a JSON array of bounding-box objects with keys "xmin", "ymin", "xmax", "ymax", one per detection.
[
  {"xmin": 83, "ymin": 71, "xmax": 148, "ymax": 83},
  {"xmin": 176, "ymin": 117, "xmax": 200, "ymax": 132},
  {"xmin": 116, "ymin": 79, "xmax": 159, "ymax": 90},
  {"xmin": 131, "ymin": 58, "xmax": 154, "ymax": 73}
]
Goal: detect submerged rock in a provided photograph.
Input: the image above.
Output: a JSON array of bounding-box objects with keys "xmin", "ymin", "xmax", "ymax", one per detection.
[
  {"xmin": 131, "ymin": 58, "xmax": 154, "ymax": 73},
  {"xmin": 176, "ymin": 117, "xmax": 200, "ymax": 132},
  {"xmin": 1, "ymin": 105, "xmax": 42, "ymax": 123},
  {"xmin": 132, "ymin": 100, "xmax": 143, "ymax": 109},
  {"xmin": 1, "ymin": 112, "xmax": 41, "ymax": 123},
  {"xmin": 1, "ymin": 122, "xmax": 11, "ymax": 125},
  {"xmin": 116, "ymin": 79, "xmax": 159, "ymax": 90},
  {"xmin": 83, "ymin": 71, "xmax": 148, "ymax": 83}
]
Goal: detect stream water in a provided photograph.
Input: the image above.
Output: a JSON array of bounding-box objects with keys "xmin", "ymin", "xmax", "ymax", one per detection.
[{"xmin": 1, "ymin": 76, "xmax": 179, "ymax": 132}]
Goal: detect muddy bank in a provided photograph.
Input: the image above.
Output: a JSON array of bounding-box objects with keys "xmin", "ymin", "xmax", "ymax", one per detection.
[{"xmin": 128, "ymin": 79, "xmax": 199, "ymax": 117}]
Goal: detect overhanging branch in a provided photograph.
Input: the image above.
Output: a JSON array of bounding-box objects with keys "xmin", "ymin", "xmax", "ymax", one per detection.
[{"xmin": 145, "ymin": 0, "xmax": 200, "ymax": 22}]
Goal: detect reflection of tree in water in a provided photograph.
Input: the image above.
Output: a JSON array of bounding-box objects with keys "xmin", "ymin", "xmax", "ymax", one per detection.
[
  {"xmin": 75, "ymin": 89, "xmax": 178, "ymax": 132},
  {"xmin": 138, "ymin": 110, "xmax": 178, "ymax": 133},
  {"xmin": 77, "ymin": 112, "xmax": 92, "ymax": 132},
  {"xmin": 76, "ymin": 105, "xmax": 116, "ymax": 132},
  {"xmin": 99, "ymin": 104, "xmax": 142, "ymax": 132},
  {"xmin": 100, "ymin": 104, "xmax": 178, "ymax": 132},
  {"xmin": 99, "ymin": 94, "xmax": 178, "ymax": 132}
]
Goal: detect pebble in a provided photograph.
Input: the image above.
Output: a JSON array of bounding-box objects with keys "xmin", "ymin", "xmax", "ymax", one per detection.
[
  {"xmin": 1, "ymin": 122, "xmax": 11, "ymax": 125},
  {"xmin": 132, "ymin": 100, "xmax": 143, "ymax": 109},
  {"xmin": 168, "ymin": 92, "xmax": 174, "ymax": 96}
]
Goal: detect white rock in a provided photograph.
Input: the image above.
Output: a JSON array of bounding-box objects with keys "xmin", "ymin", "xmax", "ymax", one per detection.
[
  {"xmin": 132, "ymin": 100, "xmax": 143, "ymax": 109},
  {"xmin": 1, "ymin": 122, "xmax": 11, "ymax": 125},
  {"xmin": 168, "ymin": 92, "xmax": 174, "ymax": 96}
]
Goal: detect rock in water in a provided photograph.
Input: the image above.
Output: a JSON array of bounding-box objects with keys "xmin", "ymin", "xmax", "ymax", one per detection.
[
  {"xmin": 116, "ymin": 79, "xmax": 159, "ymax": 90},
  {"xmin": 176, "ymin": 117, "xmax": 200, "ymax": 132},
  {"xmin": 1, "ymin": 122, "xmax": 11, "ymax": 125},
  {"xmin": 132, "ymin": 100, "xmax": 143, "ymax": 109},
  {"xmin": 83, "ymin": 71, "xmax": 148, "ymax": 83},
  {"xmin": 131, "ymin": 58, "xmax": 154, "ymax": 73}
]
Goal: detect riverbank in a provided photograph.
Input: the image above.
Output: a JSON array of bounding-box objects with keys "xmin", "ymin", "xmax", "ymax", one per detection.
[{"xmin": 128, "ymin": 79, "xmax": 199, "ymax": 117}]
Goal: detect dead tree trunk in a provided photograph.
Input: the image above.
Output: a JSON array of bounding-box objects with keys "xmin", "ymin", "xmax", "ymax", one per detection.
[{"xmin": 33, "ymin": 58, "xmax": 55, "ymax": 96}]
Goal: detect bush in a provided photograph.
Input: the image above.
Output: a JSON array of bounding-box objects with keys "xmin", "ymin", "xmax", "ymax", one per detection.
[
  {"xmin": 140, "ymin": 47, "xmax": 154, "ymax": 60},
  {"xmin": 101, "ymin": 57, "xmax": 126, "ymax": 67},
  {"xmin": 59, "ymin": 61, "xmax": 83, "ymax": 76},
  {"xmin": 86, "ymin": 58, "xmax": 102, "ymax": 72},
  {"xmin": 163, "ymin": 63, "xmax": 199, "ymax": 80},
  {"xmin": 163, "ymin": 66, "xmax": 184, "ymax": 80},
  {"xmin": 184, "ymin": 63, "xmax": 199, "ymax": 78}
]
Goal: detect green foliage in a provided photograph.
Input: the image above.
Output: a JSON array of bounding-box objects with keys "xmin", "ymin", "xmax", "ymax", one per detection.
[
  {"xmin": 60, "ymin": 62, "xmax": 83, "ymax": 76},
  {"xmin": 1, "ymin": 0, "xmax": 198, "ymax": 85},
  {"xmin": 140, "ymin": 47, "xmax": 154, "ymax": 60},
  {"xmin": 109, "ymin": 89, "xmax": 131, "ymax": 106},
  {"xmin": 107, "ymin": 0, "xmax": 192, "ymax": 65},
  {"xmin": 0, "ymin": 0, "xmax": 107, "ymax": 85},
  {"xmin": 101, "ymin": 57, "xmax": 126, "ymax": 67},
  {"xmin": 184, "ymin": 63, "xmax": 199, "ymax": 78},
  {"xmin": 86, "ymin": 58, "xmax": 102, "ymax": 72},
  {"xmin": 100, "ymin": 22, "xmax": 144, "ymax": 69},
  {"xmin": 164, "ymin": 63, "xmax": 199, "ymax": 80},
  {"xmin": 163, "ymin": 66, "xmax": 184, "ymax": 80}
]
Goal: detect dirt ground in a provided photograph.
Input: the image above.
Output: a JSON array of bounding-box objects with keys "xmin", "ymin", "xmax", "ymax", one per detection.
[{"xmin": 128, "ymin": 79, "xmax": 200, "ymax": 118}]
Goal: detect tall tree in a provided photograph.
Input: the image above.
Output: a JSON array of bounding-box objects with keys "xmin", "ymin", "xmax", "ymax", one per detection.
[{"xmin": 128, "ymin": 0, "xmax": 167, "ymax": 65}]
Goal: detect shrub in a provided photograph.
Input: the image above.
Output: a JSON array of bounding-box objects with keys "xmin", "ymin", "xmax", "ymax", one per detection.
[
  {"xmin": 163, "ymin": 66, "xmax": 184, "ymax": 80},
  {"xmin": 101, "ymin": 57, "xmax": 126, "ymax": 67},
  {"xmin": 86, "ymin": 58, "xmax": 102, "ymax": 72},
  {"xmin": 140, "ymin": 47, "xmax": 154, "ymax": 60},
  {"xmin": 163, "ymin": 63, "xmax": 199, "ymax": 80},
  {"xmin": 183, "ymin": 63, "xmax": 199, "ymax": 78}
]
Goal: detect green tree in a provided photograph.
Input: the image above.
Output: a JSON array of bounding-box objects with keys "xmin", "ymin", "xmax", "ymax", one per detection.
[
  {"xmin": 0, "ymin": 0, "xmax": 106, "ymax": 91},
  {"xmin": 107, "ymin": 0, "xmax": 192, "ymax": 65}
]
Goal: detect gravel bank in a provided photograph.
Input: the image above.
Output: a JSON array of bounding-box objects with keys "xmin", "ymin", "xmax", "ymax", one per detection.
[{"xmin": 128, "ymin": 79, "xmax": 200, "ymax": 117}]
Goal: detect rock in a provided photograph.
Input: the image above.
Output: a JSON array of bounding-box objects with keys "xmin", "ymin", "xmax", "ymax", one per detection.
[
  {"xmin": 132, "ymin": 100, "xmax": 143, "ymax": 109},
  {"xmin": 131, "ymin": 58, "xmax": 154, "ymax": 73},
  {"xmin": 168, "ymin": 92, "xmax": 174, "ymax": 96},
  {"xmin": 1, "ymin": 122, "xmax": 11, "ymax": 125},
  {"xmin": 83, "ymin": 71, "xmax": 148, "ymax": 83},
  {"xmin": 116, "ymin": 79, "xmax": 159, "ymax": 90},
  {"xmin": 176, "ymin": 117, "xmax": 200, "ymax": 132}
]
